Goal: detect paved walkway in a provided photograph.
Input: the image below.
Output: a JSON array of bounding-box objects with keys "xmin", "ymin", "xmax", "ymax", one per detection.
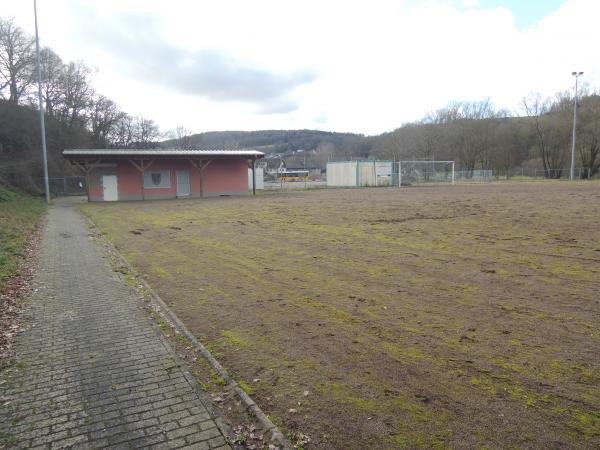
[{"xmin": 0, "ymin": 198, "xmax": 231, "ymax": 450}]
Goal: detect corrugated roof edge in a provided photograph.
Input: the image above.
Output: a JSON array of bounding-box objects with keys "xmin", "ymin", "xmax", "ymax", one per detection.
[{"xmin": 62, "ymin": 148, "xmax": 264, "ymax": 156}]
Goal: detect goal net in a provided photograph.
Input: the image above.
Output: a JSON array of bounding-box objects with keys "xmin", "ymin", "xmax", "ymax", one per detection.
[{"xmin": 398, "ymin": 161, "xmax": 455, "ymax": 186}]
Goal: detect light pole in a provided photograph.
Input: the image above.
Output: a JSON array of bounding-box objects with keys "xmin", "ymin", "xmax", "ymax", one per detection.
[
  {"xmin": 570, "ymin": 71, "xmax": 583, "ymax": 181},
  {"xmin": 33, "ymin": 0, "xmax": 50, "ymax": 202}
]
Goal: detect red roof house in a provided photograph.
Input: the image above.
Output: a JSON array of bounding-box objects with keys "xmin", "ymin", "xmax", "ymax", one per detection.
[{"xmin": 62, "ymin": 149, "xmax": 264, "ymax": 202}]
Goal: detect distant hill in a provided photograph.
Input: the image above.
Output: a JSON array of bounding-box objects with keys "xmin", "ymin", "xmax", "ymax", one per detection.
[{"xmin": 161, "ymin": 129, "xmax": 365, "ymax": 155}]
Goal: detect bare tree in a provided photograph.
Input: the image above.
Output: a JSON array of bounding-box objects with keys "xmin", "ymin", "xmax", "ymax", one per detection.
[
  {"xmin": 313, "ymin": 141, "xmax": 336, "ymax": 168},
  {"xmin": 458, "ymin": 100, "xmax": 498, "ymax": 172},
  {"xmin": 0, "ymin": 17, "xmax": 35, "ymax": 103},
  {"xmin": 379, "ymin": 126, "xmax": 427, "ymax": 161},
  {"xmin": 411, "ymin": 123, "xmax": 443, "ymax": 160},
  {"xmin": 109, "ymin": 114, "xmax": 135, "ymax": 148},
  {"xmin": 132, "ymin": 116, "xmax": 161, "ymax": 148},
  {"xmin": 490, "ymin": 118, "xmax": 527, "ymax": 178},
  {"xmin": 37, "ymin": 47, "xmax": 64, "ymax": 116},
  {"xmin": 171, "ymin": 126, "xmax": 194, "ymax": 149},
  {"xmin": 522, "ymin": 94, "xmax": 569, "ymax": 178},
  {"xmin": 424, "ymin": 99, "xmax": 498, "ymax": 174},
  {"xmin": 90, "ymin": 95, "xmax": 125, "ymax": 147},
  {"xmin": 388, "ymin": 129, "xmax": 408, "ymax": 161},
  {"xmin": 56, "ymin": 61, "xmax": 95, "ymax": 126},
  {"xmin": 578, "ymin": 94, "xmax": 600, "ymax": 178}
]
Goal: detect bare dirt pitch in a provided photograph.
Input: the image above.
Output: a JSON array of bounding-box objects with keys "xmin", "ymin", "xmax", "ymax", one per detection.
[{"xmin": 81, "ymin": 182, "xmax": 600, "ymax": 450}]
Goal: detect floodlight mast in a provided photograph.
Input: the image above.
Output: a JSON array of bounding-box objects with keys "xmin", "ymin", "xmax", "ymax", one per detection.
[
  {"xmin": 34, "ymin": 0, "xmax": 50, "ymax": 202},
  {"xmin": 570, "ymin": 71, "xmax": 584, "ymax": 181}
]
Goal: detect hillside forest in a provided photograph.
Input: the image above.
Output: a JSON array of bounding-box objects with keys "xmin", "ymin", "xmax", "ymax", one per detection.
[{"xmin": 1, "ymin": 16, "xmax": 599, "ymax": 193}]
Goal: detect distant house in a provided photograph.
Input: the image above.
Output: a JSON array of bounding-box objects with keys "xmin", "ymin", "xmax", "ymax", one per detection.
[{"xmin": 62, "ymin": 149, "xmax": 264, "ymax": 202}]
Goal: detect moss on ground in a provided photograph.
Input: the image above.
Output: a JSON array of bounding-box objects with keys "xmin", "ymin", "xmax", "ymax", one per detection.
[{"xmin": 80, "ymin": 184, "xmax": 600, "ymax": 449}]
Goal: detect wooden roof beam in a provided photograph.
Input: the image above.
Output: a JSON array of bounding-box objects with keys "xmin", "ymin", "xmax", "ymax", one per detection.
[{"xmin": 128, "ymin": 159, "xmax": 155, "ymax": 172}]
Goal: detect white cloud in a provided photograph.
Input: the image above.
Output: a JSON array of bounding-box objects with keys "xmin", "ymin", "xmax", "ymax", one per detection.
[{"xmin": 1, "ymin": 0, "xmax": 598, "ymax": 134}]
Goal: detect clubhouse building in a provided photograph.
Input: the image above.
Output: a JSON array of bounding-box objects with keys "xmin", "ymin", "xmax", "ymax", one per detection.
[{"xmin": 62, "ymin": 149, "xmax": 264, "ymax": 202}]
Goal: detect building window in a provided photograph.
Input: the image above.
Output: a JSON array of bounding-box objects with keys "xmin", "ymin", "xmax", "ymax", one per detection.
[{"xmin": 143, "ymin": 170, "xmax": 171, "ymax": 189}]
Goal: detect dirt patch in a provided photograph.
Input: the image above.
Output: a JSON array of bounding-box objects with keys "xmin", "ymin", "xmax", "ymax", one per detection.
[{"xmin": 81, "ymin": 182, "xmax": 600, "ymax": 449}]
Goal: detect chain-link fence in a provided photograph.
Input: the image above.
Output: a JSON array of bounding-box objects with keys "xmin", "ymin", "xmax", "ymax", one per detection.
[
  {"xmin": 454, "ymin": 170, "xmax": 493, "ymax": 182},
  {"xmin": 263, "ymin": 178, "xmax": 327, "ymax": 190},
  {"xmin": 492, "ymin": 168, "xmax": 598, "ymax": 180},
  {"xmin": 33, "ymin": 176, "xmax": 87, "ymax": 197},
  {"xmin": 30, "ymin": 168, "xmax": 596, "ymax": 199}
]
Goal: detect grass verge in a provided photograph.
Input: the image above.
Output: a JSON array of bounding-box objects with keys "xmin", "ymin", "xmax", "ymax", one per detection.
[{"xmin": 0, "ymin": 186, "xmax": 45, "ymax": 291}]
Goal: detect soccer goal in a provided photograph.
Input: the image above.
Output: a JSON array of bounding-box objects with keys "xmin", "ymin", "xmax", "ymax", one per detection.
[{"xmin": 398, "ymin": 161, "xmax": 455, "ymax": 186}]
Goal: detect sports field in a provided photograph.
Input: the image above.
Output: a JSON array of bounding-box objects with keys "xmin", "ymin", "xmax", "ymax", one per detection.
[{"xmin": 81, "ymin": 183, "xmax": 600, "ymax": 449}]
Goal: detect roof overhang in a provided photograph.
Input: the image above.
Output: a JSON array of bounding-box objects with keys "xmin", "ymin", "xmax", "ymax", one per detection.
[{"xmin": 63, "ymin": 148, "xmax": 264, "ymax": 160}]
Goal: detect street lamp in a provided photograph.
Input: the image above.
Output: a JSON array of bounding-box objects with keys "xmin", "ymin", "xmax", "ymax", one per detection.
[{"xmin": 570, "ymin": 71, "xmax": 584, "ymax": 181}]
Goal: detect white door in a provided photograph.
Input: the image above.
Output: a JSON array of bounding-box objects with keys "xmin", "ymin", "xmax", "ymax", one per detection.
[
  {"xmin": 176, "ymin": 170, "xmax": 190, "ymax": 197},
  {"xmin": 102, "ymin": 175, "xmax": 118, "ymax": 201}
]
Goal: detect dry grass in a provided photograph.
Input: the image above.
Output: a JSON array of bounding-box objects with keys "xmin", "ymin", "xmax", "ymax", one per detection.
[
  {"xmin": 0, "ymin": 187, "xmax": 44, "ymax": 290},
  {"xmin": 0, "ymin": 186, "xmax": 45, "ymax": 363},
  {"xmin": 81, "ymin": 182, "xmax": 600, "ymax": 449}
]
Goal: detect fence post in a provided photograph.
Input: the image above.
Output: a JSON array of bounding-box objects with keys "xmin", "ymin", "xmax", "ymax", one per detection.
[{"xmin": 398, "ymin": 162, "xmax": 402, "ymax": 187}]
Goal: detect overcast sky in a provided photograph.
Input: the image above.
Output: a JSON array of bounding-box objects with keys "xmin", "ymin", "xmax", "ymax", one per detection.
[{"xmin": 2, "ymin": 0, "xmax": 598, "ymax": 135}]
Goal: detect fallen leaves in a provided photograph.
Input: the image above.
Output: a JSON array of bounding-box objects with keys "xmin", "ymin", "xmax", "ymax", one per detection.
[
  {"xmin": 211, "ymin": 394, "xmax": 224, "ymax": 403},
  {"xmin": 289, "ymin": 431, "xmax": 311, "ymax": 448},
  {"xmin": 0, "ymin": 222, "xmax": 43, "ymax": 365},
  {"xmin": 232, "ymin": 424, "xmax": 265, "ymax": 449}
]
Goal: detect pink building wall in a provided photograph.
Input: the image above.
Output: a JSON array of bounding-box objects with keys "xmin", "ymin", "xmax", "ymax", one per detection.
[
  {"xmin": 88, "ymin": 158, "xmax": 251, "ymax": 201},
  {"xmin": 203, "ymin": 159, "xmax": 249, "ymax": 193},
  {"xmin": 88, "ymin": 182, "xmax": 103, "ymax": 200}
]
